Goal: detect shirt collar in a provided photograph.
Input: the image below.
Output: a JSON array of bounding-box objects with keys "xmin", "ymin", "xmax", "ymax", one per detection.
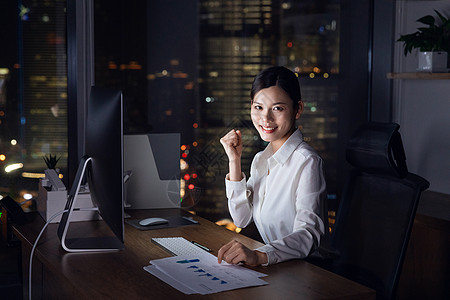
[
  {"xmin": 272, "ymin": 129, "xmax": 304, "ymax": 165},
  {"xmin": 256, "ymin": 129, "xmax": 304, "ymax": 174}
]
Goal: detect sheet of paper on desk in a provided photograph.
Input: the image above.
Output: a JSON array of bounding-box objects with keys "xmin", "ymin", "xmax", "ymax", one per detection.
[
  {"xmin": 144, "ymin": 265, "xmax": 198, "ymax": 294},
  {"xmin": 144, "ymin": 253, "xmax": 268, "ymax": 295}
]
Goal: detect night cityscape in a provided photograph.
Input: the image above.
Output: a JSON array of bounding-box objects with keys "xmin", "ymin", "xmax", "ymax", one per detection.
[
  {"xmin": 1, "ymin": 2, "xmax": 448, "ymax": 299},
  {"xmin": 1, "ymin": 0, "xmax": 340, "ymax": 224}
]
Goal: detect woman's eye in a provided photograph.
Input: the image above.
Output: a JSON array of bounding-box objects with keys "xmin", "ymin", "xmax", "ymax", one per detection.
[
  {"xmin": 254, "ymin": 105, "xmax": 262, "ymax": 110},
  {"xmin": 273, "ymin": 106, "xmax": 283, "ymax": 111}
]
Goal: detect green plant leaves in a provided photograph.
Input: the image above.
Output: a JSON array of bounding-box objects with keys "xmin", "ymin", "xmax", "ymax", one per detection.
[
  {"xmin": 397, "ymin": 10, "xmax": 450, "ymax": 55},
  {"xmin": 417, "ymin": 15, "xmax": 435, "ymax": 27},
  {"xmin": 43, "ymin": 154, "xmax": 61, "ymax": 169}
]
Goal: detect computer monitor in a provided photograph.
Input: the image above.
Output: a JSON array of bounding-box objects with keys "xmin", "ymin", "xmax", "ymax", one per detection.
[{"xmin": 57, "ymin": 87, "xmax": 124, "ymax": 252}]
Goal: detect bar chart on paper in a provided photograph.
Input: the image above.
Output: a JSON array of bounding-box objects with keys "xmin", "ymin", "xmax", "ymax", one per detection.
[{"xmin": 144, "ymin": 253, "xmax": 268, "ymax": 295}]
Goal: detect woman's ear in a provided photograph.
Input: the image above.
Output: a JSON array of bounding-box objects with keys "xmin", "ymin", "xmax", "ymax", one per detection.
[{"xmin": 295, "ymin": 100, "xmax": 304, "ymax": 120}]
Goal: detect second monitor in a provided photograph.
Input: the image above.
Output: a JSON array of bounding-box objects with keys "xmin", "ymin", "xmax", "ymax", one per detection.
[{"xmin": 124, "ymin": 133, "xmax": 180, "ymax": 209}]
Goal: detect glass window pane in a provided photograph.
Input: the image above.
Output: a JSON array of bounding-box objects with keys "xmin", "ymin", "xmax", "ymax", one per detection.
[
  {"xmin": 94, "ymin": 0, "xmax": 339, "ymax": 222},
  {"xmin": 0, "ymin": 1, "xmax": 68, "ymax": 207}
]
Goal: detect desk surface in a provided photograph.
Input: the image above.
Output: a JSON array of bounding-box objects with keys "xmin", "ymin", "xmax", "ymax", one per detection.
[{"xmin": 14, "ymin": 209, "xmax": 375, "ymax": 299}]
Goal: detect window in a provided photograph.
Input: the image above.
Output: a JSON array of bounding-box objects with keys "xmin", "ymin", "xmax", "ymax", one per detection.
[
  {"xmin": 0, "ymin": 1, "xmax": 67, "ymax": 208},
  {"xmin": 93, "ymin": 0, "xmax": 340, "ymax": 222}
]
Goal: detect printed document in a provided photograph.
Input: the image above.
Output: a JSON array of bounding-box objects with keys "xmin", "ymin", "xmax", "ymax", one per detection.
[{"xmin": 144, "ymin": 252, "xmax": 268, "ymax": 295}]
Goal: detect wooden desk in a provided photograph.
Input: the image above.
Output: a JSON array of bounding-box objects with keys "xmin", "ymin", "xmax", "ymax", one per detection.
[{"xmin": 13, "ymin": 209, "xmax": 375, "ymax": 299}]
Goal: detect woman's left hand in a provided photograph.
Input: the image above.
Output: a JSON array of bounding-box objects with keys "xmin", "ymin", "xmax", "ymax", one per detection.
[{"xmin": 217, "ymin": 240, "xmax": 268, "ymax": 266}]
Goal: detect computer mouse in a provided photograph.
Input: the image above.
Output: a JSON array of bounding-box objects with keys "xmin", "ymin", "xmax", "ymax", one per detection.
[{"xmin": 138, "ymin": 217, "xmax": 169, "ymax": 226}]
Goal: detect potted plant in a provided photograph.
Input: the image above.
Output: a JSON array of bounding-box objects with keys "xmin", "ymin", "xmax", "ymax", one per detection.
[
  {"xmin": 397, "ymin": 9, "xmax": 450, "ymax": 72},
  {"xmin": 42, "ymin": 153, "xmax": 64, "ymax": 189},
  {"xmin": 43, "ymin": 153, "xmax": 61, "ymax": 171},
  {"xmin": 38, "ymin": 154, "xmax": 68, "ymax": 222}
]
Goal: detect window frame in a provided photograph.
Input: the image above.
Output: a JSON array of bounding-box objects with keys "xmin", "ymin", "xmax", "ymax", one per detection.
[{"xmin": 67, "ymin": 0, "xmax": 95, "ymax": 186}]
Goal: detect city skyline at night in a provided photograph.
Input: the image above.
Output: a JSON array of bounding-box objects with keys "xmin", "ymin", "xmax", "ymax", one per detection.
[{"xmin": 1, "ymin": 0, "xmax": 340, "ymax": 222}]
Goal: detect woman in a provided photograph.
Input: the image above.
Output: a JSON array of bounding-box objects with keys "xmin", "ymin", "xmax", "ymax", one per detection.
[{"xmin": 218, "ymin": 66, "xmax": 327, "ymax": 266}]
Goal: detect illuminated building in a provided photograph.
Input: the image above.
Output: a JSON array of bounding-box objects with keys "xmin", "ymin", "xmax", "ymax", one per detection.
[
  {"xmin": 0, "ymin": 1, "xmax": 68, "ymax": 197},
  {"xmin": 190, "ymin": 0, "xmax": 276, "ymax": 219},
  {"xmin": 47, "ymin": 0, "xmax": 340, "ymax": 222},
  {"xmin": 21, "ymin": 1, "xmax": 68, "ymax": 174},
  {"xmin": 191, "ymin": 0, "xmax": 340, "ymax": 220}
]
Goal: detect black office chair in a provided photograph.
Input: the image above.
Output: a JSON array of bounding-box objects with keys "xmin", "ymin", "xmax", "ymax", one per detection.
[{"xmin": 327, "ymin": 122, "xmax": 429, "ymax": 300}]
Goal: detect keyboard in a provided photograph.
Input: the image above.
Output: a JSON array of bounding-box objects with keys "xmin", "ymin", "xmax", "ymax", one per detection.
[{"xmin": 152, "ymin": 237, "xmax": 212, "ymax": 257}]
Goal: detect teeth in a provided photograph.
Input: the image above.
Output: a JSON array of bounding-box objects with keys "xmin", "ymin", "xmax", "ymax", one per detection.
[{"xmin": 262, "ymin": 126, "xmax": 275, "ymax": 131}]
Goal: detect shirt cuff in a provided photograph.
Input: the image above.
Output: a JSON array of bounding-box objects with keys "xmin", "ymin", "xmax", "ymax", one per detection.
[
  {"xmin": 225, "ymin": 172, "xmax": 246, "ymax": 182},
  {"xmin": 255, "ymin": 246, "xmax": 273, "ymax": 266},
  {"xmin": 225, "ymin": 173, "xmax": 246, "ymax": 199}
]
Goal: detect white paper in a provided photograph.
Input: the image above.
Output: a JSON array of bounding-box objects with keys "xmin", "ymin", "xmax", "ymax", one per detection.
[
  {"xmin": 143, "ymin": 265, "xmax": 197, "ymax": 294},
  {"xmin": 146, "ymin": 253, "xmax": 268, "ymax": 295}
]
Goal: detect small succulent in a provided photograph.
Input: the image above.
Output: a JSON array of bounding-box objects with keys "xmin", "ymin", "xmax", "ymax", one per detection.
[{"xmin": 43, "ymin": 154, "xmax": 61, "ymax": 170}]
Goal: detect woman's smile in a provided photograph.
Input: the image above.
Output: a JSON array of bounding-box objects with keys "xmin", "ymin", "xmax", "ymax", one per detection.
[{"xmin": 260, "ymin": 125, "xmax": 277, "ymax": 133}]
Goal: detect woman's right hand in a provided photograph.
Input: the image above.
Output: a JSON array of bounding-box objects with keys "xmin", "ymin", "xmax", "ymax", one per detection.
[{"xmin": 220, "ymin": 129, "xmax": 243, "ymax": 162}]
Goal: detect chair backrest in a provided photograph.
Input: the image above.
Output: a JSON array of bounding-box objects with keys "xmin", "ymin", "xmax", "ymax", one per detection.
[{"xmin": 331, "ymin": 122, "xmax": 429, "ymax": 300}]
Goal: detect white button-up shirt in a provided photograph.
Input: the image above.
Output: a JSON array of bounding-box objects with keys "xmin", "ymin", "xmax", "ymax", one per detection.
[{"xmin": 225, "ymin": 129, "xmax": 327, "ymax": 265}]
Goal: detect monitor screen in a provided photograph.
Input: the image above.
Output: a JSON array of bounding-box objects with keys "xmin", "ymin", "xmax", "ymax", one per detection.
[{"xmin": 58, "ymin": 87, "xmax": 124, "ymax": 252}]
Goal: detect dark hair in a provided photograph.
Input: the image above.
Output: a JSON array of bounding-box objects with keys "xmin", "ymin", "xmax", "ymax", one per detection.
[{"xmin": 250, "ymin": 66, "xmax": 301, "ymax": 110}]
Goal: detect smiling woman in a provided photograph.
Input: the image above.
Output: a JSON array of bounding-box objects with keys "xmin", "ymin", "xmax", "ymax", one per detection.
[{"xmin": 218, "ymin": 66, "xmax": 329, "ymax": 266}]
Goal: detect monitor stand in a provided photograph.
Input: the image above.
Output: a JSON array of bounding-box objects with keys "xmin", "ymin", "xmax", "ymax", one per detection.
[{"xmin": 57, "ymin": 155, "xmax": 124, "ymax": 252}]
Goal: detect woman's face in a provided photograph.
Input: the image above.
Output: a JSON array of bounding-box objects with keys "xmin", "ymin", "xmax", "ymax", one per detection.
[{"xmin": 251, "ymin": 86, "xmax": 303, "ymax": 152}]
